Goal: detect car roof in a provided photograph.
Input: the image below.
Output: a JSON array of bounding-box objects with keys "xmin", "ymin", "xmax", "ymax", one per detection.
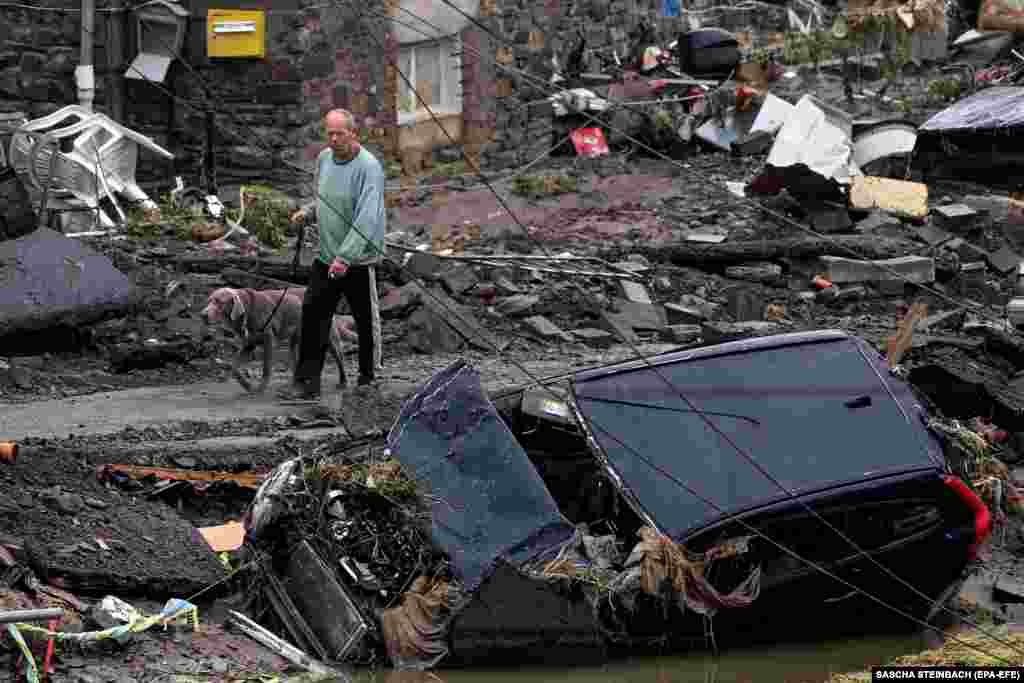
[{"xmin": 571, "ymin": 330, "xmax": 944, "ymax": 538}]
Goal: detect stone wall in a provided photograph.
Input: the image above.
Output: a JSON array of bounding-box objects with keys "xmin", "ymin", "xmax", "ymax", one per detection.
[
  {"xmin": 0, "ymin": 0, "xmax": 801, "ymax": 199},
  {"xmin": 0, "ymin": 0, "xmax": 394, "ymax": 198}
]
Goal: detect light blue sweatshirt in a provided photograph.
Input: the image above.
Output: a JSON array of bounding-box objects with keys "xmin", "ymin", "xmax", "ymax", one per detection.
[{"xmin": 304, "ymin": 146, "xmax": 386, "ymax": 266}]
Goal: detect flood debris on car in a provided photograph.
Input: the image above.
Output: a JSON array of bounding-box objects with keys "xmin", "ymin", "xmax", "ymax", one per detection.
[{"xmin": 238, "ymin": 331, "xmax": 994, "ymax": 670}]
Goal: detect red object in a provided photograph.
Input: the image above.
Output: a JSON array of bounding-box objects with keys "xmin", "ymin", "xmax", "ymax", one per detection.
[
  {"xmin": 943, "ymin": 474, "xmax": 993, "ymax": 561},
  {"xmin": 43, "ymin": 618, "xmax": 57, "ymax": 675},
  {"xmin": 812, "ymin": 275, "xmax": 833, "ymax": 290},
  {"xmin": 735, "ymin": 86, "xmax": 757, "ymax": 111},
  {"xmin": 570, "ymin": 127, "xmax": 609, "ymax": 159},
  {"xmin": 748, "ymin": 172, "xmax": 784, "ymax": 196}
]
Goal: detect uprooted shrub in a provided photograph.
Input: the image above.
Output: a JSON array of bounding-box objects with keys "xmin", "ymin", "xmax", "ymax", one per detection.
[
  {"xmin": 233, "ymin": 185, "xmax": 290, "ymax": 249},
  {"xmin": 511, "ymin": 173, "xmax": 578, "ymax": 197}
]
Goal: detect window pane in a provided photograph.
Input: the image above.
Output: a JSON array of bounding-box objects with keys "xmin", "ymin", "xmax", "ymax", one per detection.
[
  {"xmin": 416, "ymin": 43, "xmax": 442, "ymax": 109},
  {"xmin": 397, "ymin": 48, "xmax": 413, "ymax": 113},
  {"xmin": 445, "ymin": 37, "xmax": 463, "ymax": 111}
]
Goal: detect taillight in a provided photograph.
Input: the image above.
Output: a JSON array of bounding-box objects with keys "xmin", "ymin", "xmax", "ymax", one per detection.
[{"xmin": 943, "ymin": 475, "xmax": 992, "ymax": 561}]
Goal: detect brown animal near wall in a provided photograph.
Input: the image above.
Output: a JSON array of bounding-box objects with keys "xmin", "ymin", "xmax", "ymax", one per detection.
[{"xmin": 200, "ymin": 287, "xmax": 358, "ymax": 394}]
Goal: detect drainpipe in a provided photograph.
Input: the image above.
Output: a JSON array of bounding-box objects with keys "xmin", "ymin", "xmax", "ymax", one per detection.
[{"xmin": 77, "ymin": 0, "xmax": 96, "ymax": 110}]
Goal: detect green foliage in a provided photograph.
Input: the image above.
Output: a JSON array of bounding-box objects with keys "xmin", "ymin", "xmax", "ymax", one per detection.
[
  {"xmin": 233, "ymin": 184, "xmax": 290, "ymax": 250},
  {"xmin": 783, "ymin": 31, "xmax": 835, "ymax": 66},
  {"xmin": 652, "ymin": 109, "xmax": 674, "ymax": 133},
  {"xmin": 433, "ymin": 160, "xmax": 467, "ymax": 177},
  {"xmin": 511, "ymin": 173, "xmax": 577, "ymax": 197},
  {"xmin": 927, "ymin": 77, "xmax": 962, "ymax": 102}
]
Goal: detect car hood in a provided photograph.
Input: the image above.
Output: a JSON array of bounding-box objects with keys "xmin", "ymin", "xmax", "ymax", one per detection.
[
  {"xmin": 386, "ymin": 360, "xmax": 576, "ymax": 593},
  {"xmin": 570, "ymin": 330, "xmax": 945, "ymax": 539}
]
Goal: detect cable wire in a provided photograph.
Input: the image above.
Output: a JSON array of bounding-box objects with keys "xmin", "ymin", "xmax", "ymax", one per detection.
[
  {"xmin": 59, "ymin": 3, "xmax": 1019, "ymax": 658},
  {"xmin": 346, "ymin": 0, "xmax": 1024, "ymax": 655}
]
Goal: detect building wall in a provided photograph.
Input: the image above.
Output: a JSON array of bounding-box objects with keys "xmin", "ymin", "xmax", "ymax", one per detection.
[{"xmin": 0, "ymin": 0, "xmax": 796, "ymax": 197}]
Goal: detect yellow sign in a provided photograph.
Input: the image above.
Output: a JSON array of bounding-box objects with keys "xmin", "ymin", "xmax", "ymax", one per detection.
[{"xmin": 207, "ymin": 9, "xmax": 266, "ymax": 58}]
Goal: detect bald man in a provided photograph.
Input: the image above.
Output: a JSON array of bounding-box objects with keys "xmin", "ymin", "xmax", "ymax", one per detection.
[{"xmin": 279, "ymin": 109, "xmax": 386, "ymax": 401}]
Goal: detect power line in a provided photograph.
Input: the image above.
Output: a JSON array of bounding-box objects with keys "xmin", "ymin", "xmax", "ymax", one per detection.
[
  {"xmin": 349, "ymin": 0, "xmax": 1023, "ymax": 654},
  {"xmin": 51, "ymin": 5, "xmax": 1017, "ymax": 658}
]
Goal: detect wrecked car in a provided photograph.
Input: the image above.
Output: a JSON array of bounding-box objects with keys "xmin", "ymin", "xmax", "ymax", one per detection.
[{"xmin": 242, "ymin": 330, "xmax": 992, "ymax": 669}]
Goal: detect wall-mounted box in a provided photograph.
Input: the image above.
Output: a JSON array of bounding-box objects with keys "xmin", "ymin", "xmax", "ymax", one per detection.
[
  {"xmin": 207, "ymin": 9, "xmax": 266, "ymax": 58},
  {"xmin": 127, "ymin": 0, "xmax": 189, "ymax": 83}
]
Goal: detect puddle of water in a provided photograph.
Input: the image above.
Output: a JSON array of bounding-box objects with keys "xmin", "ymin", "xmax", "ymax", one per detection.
[{"xmin": 353, "ymin": 634, "xmax": 921, "ymax": 683}]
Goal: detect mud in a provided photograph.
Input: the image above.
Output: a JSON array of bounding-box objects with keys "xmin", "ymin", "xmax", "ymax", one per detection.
[{"xmin": 0, "ymin": 445, "xmax": 226, "ymax": 597}]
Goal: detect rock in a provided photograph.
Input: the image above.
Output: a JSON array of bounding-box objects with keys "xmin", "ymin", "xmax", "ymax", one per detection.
[
  {"xmin": 522, "ymin": 315, "xmax": 572, "ymax": 342},
  {"xmin": 679, "ymin": 294, "xmax": 721, "ymax": 319},
  {"xmin": 51, "ymin": 492, "xmax": 84, "ymax": 515},
  {"xmin": 725, "ymin": 287, "xmax": 765, "ymax": 322},
  {"xmin": 599, "ymin": 311, "xmax": 639, "ymax": 343},
  {"xmin": 571, "ymin": 328, "xmax": 615, "ymax": 348},
  {"xmin": 610, "ymin": 261, "xmax": 650, "ymax": 275},
  {"xmin": 855, "ymin": 209, "xmax": 904, "ymax": 237},
  {"xmin": 987, "ymin": 246, "xmax": 1021, "ymax": 276},
  {"xmin": 609, "ymin": 298, "xmax": 667, "ymax": 334},
  {"xmin": 405, "ymin": 252, "xmax": 444, "ymax": 280},
  {"xmin": 172, "ymin": 456, "xmax": 197, "ymax": 468},
  {"xmin": 724, "ymin": 262, "xmax": 783, "ymax": 284},
  {"xmin": 665, "ymin": 302, "xmax": 706, "ymax": 324},
  {"xmin": 83, "ymin": 497, "xmax": 109, "ymax": 510},
  {"xmin": 664, "ymin": 324, "xmax": 702, "ymax": 343},
  {"xmin": 407, "ymin": 306, "xmax": 465, "ymax": 353},
  {"xmin": 619, "ymin": 280, "xmax": 652, "ymax": 304},
  {"xmin": 700, "ymin": 321, "xmax": 781, "ymax": 344},
  {"xmin": 494, "ymin": 276, "xmax": 522, "ymax": 295},
  {"xmin": 495, "ymin": 294, "xmax": 539, "ymax": 317},
  {"xmin": 912, "ymin": 221, "xmax": 954, "ymax": 247},
  {"xmin": 380, "ymin": 282, "xmax": 423, "ymax": 318},
  {"xmin": 440, "ymin": 265, "xmax": 480, "ymax": 295},
  {"xmin": 806, "ymin": 203, "xmax": 853, "ymax": 233},
  {"xmin": 933, "ymin": 203, "xmax": 981, "ymax": 232},
  {"xmin": 654, "ymin": 276, "xmax": 673, "ymax": 292},
  {"xmin": 820, "ymin": 255, "xmax": 935, "ymax": 285},
  {"xmin": 410, "ymin": 288, "xmax": 503, "ymax": 353}
]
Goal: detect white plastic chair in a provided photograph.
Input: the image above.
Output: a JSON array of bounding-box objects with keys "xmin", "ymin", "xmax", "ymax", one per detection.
[{"xmin": 8, "ymin": 104, "xmax": 174, "ymax": 229}]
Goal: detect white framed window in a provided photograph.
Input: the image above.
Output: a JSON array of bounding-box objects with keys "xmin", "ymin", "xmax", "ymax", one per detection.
[{"xmin": 397, "ymin": 35, "xmax": 463, "ymax": 125}]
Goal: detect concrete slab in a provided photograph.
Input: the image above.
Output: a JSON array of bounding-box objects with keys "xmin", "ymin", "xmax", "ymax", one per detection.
[{"xmin": 820, "ymin": 255, "xmax": 935, "ymax": 285}]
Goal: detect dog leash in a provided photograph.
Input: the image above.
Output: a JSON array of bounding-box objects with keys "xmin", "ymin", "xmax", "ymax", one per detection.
[{"xmin": 257, "ymin": 215, "xmax": 307, "ymax": 335}]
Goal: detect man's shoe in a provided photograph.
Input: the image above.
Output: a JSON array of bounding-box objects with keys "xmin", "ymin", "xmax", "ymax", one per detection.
[
  {"xmin": 277, "ymin": 382, "xmax": 321, "ymax": 401},
  {"xmin": 357, "ymin": 374, "xmax": 376, "ymax": 388}
]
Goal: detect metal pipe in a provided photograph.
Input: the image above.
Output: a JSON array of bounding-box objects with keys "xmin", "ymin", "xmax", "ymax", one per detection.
[
  {"xmin": 78, "ymin": 0, "xmax": 96, "ymax": 110},
  {"xmin": 0, "ymin": 608, "xmax": 64, "ymax": 625}
]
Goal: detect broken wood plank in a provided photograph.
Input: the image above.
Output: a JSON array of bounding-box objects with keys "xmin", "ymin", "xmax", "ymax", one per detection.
[
  {"xmin": 0, "ymin": 299, "xmax": 141, "ymax": 344},
  {"xmin": 612, "ymin": 235, "xmax": 920, "ymax": 267},
  {"xmin": 96, "ymin": 464, "xmax": 265, "ymax": 489},
  {"xmin": 107, "ymin": 339, "xmax": 201, "ymax": 373},
  {"xmin": 176, "ymin": 255, "xmax": 403, "ymax": 284},
  {"xmin": 227, "ymin": 610, "xmax": 339, "ymax": 676}
]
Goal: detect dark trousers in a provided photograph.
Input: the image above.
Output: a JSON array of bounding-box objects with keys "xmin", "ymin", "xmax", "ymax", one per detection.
[{"xmin": 295, "ymin": 259, "xmax": 375, "ymax": 389}]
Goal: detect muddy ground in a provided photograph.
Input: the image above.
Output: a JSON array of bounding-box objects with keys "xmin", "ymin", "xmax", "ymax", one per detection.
[{"xmin": 3, "ymin": 64, "xmax": 1024, "ymax": 681}]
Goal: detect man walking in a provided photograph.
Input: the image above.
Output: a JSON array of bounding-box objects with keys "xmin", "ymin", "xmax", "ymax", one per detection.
[{"xmin": 279, "ymin": 108, "xmax": 386, "ymax": 401}]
